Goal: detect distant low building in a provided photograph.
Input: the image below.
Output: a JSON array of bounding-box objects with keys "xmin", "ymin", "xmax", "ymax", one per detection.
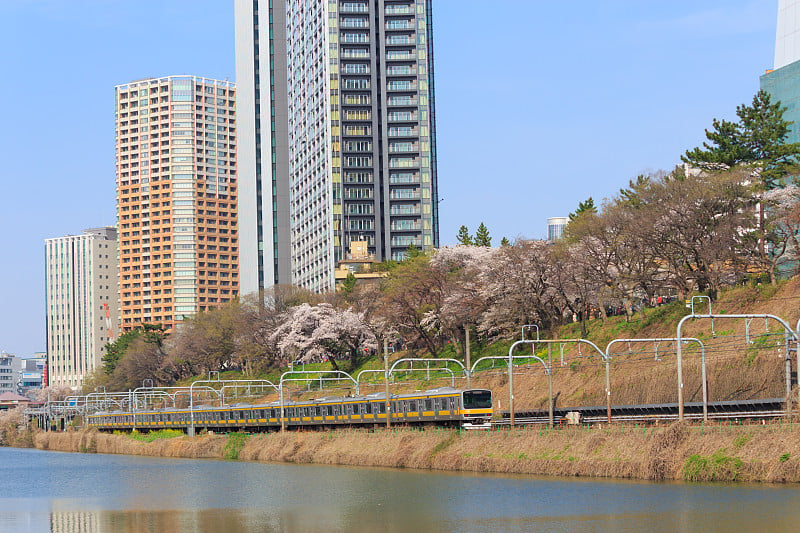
[
  {"xmin": 0, "ymin": 354, "xmax": 15, "ymax": 394},
  {"xmin": 334, "ymin": 240, "xmax": 388, "ymax": 288},
  {"xmin": 16, "ymin": 357, "xmax": 45, "ymax": 397},
  {"xmin": 0, "ymin": 391, "xmax": 31, "ymax": 410}
]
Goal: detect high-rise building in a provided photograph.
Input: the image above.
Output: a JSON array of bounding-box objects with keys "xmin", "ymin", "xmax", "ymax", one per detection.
[
  {"xmin": 547, "ymin": 217, "xmax": 569, "ymax": 242},
  {"xmin": 45, "ymin": 227, "xmax": 118, "ymax": 389},
  {"xmin": 774, "ymin": 0, "xmax": 800, "ymax": 71},
  {"xmin": 236, "ymin": 0, "xmax": 439, "ymax": 293},
  {"xmin": 761, "ymin": 0, "xmax": 800, "ymax": 145},
  {"xmin": 234, "ymin": 0, "xmax": 292, "ymax": 295},
  {"xmin": 115, "ymin": 76, "xmax": 239, "ymax": 332}
]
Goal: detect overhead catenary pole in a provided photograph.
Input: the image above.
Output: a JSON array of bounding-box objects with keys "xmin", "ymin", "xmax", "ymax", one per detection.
[
  {"xmin": 384, "ymin": 338, "xmax": 391, "ymax": 428},
  {"xmin": 677, "ymin": 303, "xmax": 799, "ymax": 421},
  {"xmin": 465, "ymin": 324, "xmax": 472, "ymax": 389}
]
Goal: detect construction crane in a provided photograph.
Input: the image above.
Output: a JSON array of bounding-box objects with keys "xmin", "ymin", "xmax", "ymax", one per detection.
[{"xmin": 102, "ymin": 303, "xmax": 114, "ymax": 341}]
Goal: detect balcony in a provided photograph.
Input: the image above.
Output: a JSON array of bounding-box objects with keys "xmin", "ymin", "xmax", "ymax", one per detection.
[
  {"xmin": 341, "ymin": 2, "xmax": 368, "ymax": 13},
  {"xmin": 387, "ymin": 112, "xmax": 417, "ymax": 123},
  {"xmin": 341, "ymin": 48, "xmax": 370, "ymax": 59},
  {"xmin": 387, "ymin": 81, "xmax": 416, "ymax": 92},
  {"xmin": 386, "ymin": 35, "xmax": 414, "ymax": 46},
  {"xmin": 387, "ymin": 96, "xmax": 418, "ymax": 107},
  {"xmin": 391, "ymin": 236, "xmax": 422, "ymax": 247},
  {"xmin": 389, "ymin": 172, "xmax": 418, "ymax": 184},
  {"xmin": 390, "ymin": 205, "xmax": 421, "ymax": 216},
  {"xmin": 385, "ymin": 19, "xmax": 414, "ymax": 30},
  {"xmin": 390, "ymin": 189, "xmax": 420, "ymax": 200},
  {"xmin": 391, "ymin": 220, "xmax": 421, "ymax": 231},
  {"xmin": 341, "ymin": 17, "xmax": 369, "ymax": 28},
  {"xmin": 386, "ymin": 66, "xmax": 416, "ymax": 76},
  {"xmin": 388, "ymin": 127, "xmax": 417, "ymax": 138},
  {"xmin": 386, "ymin": 51, "xmax": 416, "ymax": 61},
  {"xmin": 389, "ymin": 156, "xmax": 418, "ymax": 169},
  {"xmin": 385, "ymin": 5, "xmax": 414, "ymax": 15},
  {"xmin": 388, "ymin": 142, "xmax": 417, "ymax": 153}
]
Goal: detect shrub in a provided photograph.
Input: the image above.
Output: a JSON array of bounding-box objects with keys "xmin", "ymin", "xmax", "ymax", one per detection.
[{"xmin": 223, "ymin": 432, "xmax": 249, "ymax": 460}]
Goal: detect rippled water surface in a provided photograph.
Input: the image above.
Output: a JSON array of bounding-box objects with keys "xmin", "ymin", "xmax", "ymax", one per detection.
[{"xmin": 2, "ymin": 447, "xmax": 800, "ymax": 532}]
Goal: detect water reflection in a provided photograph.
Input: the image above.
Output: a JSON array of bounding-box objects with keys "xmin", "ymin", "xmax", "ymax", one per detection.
[{"xmin": 2, "ymin": 447, "xmax": 800, "ymax": 532}]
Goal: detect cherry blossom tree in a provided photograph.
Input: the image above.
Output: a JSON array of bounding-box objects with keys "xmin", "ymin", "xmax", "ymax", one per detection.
[
  {"xmin": 474, "ymin": 240, "xmax": 562, "ymax": 337},
  {"xmin": 271, "ymin": 303, "xmax": 377, "ymax": 371}
]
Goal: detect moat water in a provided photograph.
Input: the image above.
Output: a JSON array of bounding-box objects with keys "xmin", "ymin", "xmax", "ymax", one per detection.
[{"xmin": 2, "ymin": 447, "xmax": 800, "ymax": 532}]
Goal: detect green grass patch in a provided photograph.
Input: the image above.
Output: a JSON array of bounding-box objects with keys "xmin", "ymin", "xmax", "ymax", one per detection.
[
  {"xmin": 733, "ymin": 433, "xmax": 751, "ymax": 449},
  {"xmin": 124, "ymin": 429, "xmax": 184, "ymax": 443},
  {"xmin": 223, "ymin": 432, "xmax": 249, "ymax": 460},
  {"xmin": 780, "ymin": 453, "xmax": 791, "ymax": 463},
  {"xmin": 683, "ymin": 449, "xmax": 743, "ymax": 482}
]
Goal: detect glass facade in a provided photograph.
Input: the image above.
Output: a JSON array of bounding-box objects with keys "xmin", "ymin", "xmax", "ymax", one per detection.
[{"xmin": 760, "ymin": 59, "xmax": 800, "ymax": 146}]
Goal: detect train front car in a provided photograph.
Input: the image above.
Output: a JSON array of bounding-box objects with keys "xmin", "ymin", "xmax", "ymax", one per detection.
[{"xmin": 461, "ymin": 389, "xmax": 493, "ymax": 428}]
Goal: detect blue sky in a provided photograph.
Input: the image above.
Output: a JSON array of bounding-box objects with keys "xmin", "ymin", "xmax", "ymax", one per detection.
[{"xmin": 0, "ymin": 0, "xmax": 778, "ymax": 356}]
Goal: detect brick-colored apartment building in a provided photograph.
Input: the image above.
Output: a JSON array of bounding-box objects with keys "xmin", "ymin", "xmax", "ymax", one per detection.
[{"xmin": 115, "ymin": 75, "xmax": 238, "ymax": 331}]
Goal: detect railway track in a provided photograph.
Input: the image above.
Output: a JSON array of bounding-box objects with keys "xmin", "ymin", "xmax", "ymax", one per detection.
[{"xmin": 494, "ymin": 398, "xmax": 790, "ymax": 426}]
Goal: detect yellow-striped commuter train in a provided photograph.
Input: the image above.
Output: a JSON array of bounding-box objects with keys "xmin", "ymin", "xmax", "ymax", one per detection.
[{"xmin": 86, "ymin": 387, "xmax": 494, "ymax": 432}]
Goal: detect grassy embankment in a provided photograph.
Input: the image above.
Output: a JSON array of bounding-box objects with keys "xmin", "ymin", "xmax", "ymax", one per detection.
[{"xmin": 33, "ymin": 421, "xmax": 800, "ymax": 483}]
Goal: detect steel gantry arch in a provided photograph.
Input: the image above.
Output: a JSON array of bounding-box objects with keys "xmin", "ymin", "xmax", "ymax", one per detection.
[
  {"xmin": 677, "ymin": 296, "xmax": 800, "ymax": 420},
  {"xmin": 606, "ymin": 337, "xmax": 707, "ymax": 421}
]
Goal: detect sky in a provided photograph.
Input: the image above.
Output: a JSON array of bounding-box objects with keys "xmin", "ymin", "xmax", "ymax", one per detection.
[{"xmin": 0, "ymin": 0, "xmax": 779, "ymax": 356}]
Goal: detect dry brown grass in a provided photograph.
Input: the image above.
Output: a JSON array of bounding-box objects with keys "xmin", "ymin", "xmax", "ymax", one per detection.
[{"xmin": 29, "ymin": 420, "xmax": 800, "ymax": 483}]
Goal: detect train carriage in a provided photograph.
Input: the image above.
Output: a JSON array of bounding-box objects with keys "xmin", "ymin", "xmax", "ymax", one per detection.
[{"xmin": 86, "ymin": 387, "xmax": 493, "ymax": 432}]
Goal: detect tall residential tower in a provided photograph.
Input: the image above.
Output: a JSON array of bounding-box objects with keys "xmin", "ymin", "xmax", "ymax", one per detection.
[
  {"xmin": 45, "ymin": 227, "xmax": 118, "ymax": 389},
  {"xmin": 115, "ymin": 76, "xmax": 239, "ymax": 332},
  {"xmin": 236, "ymin": 0, "xmax": 439, "ymax": 293},
  {"xmin": 234, "ymin": 0, "xmax": 292, "ymax": 295}
]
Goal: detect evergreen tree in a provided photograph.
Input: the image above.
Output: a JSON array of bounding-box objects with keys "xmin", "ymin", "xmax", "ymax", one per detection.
[
  {"xmin": 340, "ymin": 272, "xmax": 357, "ymax": 295},
  {"xmin": 456, "ymin": 225, "xmax": 473, "ymax": 245},
  {"xmin": 682, "ymin": 90, "xmax": 800, "ymax": 188},
  {"xmin": 102, "ymin": 323, "xmax": 166, "ymax": 375},
  {"xmin": 474, "ymin": 222, "xmax": 492, "ymax": 247},
  {"xmin": 568, "ymin": 197, "xmax": 597, "ymax": 221},
  {"xmin": 618, "ymin": 174, "xmax": 652, "ymax": 208},
  {"xmin": 500, "ymin": 237, "xmax": 511, "ymax": 246},
  {"xmin": 405, "ymin": 243, "xmax": 424, "ymax": 260}
]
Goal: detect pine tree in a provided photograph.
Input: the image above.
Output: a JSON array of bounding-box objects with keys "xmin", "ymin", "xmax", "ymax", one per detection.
[
  {"xmin": 568, "ymin": 197, "xmax": 597, "ymax": 221},
  {"xmin": 682, "ymin": 90, "xmax": 800, "ymax": 188},
  {"xmin": 405, "ymin": 243, "xmax": 424, "ymax": 259},
  {"xmin": 500, "ymin": 237, "xmax": 511, "ymax": 246},
  {"xmin": 456, "ymin": 225, "xmax": 473, "ymax": 245},
  {"xmin": 474, "ymin": 222, "xmax": 492, "ymax": 247},
  {"xmin": 340, "ymin": 272, "xmax": 357, "ymax": 295}
]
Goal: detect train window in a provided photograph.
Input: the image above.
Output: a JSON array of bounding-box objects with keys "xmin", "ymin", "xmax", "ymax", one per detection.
[
  {"xmin": 425, "ymin": 400, "xmax": 432, "ymax": 411},
  {"xmin": 463, "ymin": 390, "xmax": 492, "ymax": 409},
  {"xmin": 409, "ymin": 400, "xmax": 417, "ymax": 412}
]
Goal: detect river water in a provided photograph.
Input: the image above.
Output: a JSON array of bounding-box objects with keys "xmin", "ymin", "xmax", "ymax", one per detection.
[{"xmin": 1, "ymin": 447, "xmax": 800, "ymax": 532}]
